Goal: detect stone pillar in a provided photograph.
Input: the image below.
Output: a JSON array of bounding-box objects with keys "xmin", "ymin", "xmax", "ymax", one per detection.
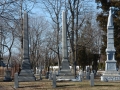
[
  {"xmin": 14, "ymin": 73, "xmax": 19, "ymax": 88},
  {"xmin": 101, "ymin": 7, "xmax": 120, "ymax": 81},
  {"xmin": 52, "ymin": 71, "xmax": 56, "ymax": 88},
  {"xmin": 18, "ymin": 11, "xmax": 35, "ymax": 81},
  {"xmin": 105, "ymin": 7, "xmax": 116, "ymax": 71},
  {"xmin": 61, "ymin": 11, "xmax": 69, "ymax": 70},
  {"xmin": 90, "ymin": 72, "xmax": 94, "ymax": 86},
  {"xmin": 57, "ymin": 11, "xmax": 74, "ymax": 80}
]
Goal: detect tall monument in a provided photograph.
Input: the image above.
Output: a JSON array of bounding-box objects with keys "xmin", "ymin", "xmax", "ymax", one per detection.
[
  {"xmin": 101, "ymin": 7, "xmax": 120, "ymax": 81},
  {"xmin": 58, "ymin": 11, "xmax": 74, "ymax": 79},
  {"xmin": 19, "ymin": 11, "xmax": 36, "ymax": 81}
]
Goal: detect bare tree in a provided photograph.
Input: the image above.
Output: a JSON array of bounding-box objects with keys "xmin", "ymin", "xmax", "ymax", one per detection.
[
  {"xmin": 41, "ymin": 0, "xmax": 64, "ymax": 70},
  {"xmin": 29, "ymin": 16, "xmax": 49, "ymax": 70}
]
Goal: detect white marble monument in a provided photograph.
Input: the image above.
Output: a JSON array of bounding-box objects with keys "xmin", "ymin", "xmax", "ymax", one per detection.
[{"xmin": 101, "ymin": 7, "xmax": 120, "ymax": 81}]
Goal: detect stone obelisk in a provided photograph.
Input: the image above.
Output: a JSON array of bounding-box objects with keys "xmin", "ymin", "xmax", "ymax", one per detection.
[
  {"xmin": 19, "ymin": 11, "xmax": 36, "ymax": 81},
  {"xmin": 57, "ymin": 11, "xmax": 74, "ymax": 80},
  {"xmin": 101, "ymin": 7, "xmax": 120, "ymax": 81}
]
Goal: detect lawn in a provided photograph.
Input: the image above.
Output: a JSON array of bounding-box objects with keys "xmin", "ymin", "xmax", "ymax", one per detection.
[{"xmin": 0, "ymin": 77, "xmax": 120, "ymax": 90}]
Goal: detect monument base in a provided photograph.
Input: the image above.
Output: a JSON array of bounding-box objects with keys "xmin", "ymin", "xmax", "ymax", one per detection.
[
  {"xmin": 18, "ymin": 69, "xmax": 36, "ymax": 81},
  {"xmin": 101, "ymin": 71, "xmax": 120, "ymax": 81},
  {"xmin": 57, "ymin": 60, "xmax": 74, "ymax": 80}
]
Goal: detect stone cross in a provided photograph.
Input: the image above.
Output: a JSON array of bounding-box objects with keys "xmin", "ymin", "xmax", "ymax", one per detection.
[{"xmin": 14, "ymin": 73, "xmax": 19, "ymax": 88}]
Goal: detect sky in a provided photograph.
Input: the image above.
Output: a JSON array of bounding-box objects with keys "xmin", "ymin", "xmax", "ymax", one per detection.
[{"xmin": 31, "ymin": 0, "xmax": 100, "ymax": 19}]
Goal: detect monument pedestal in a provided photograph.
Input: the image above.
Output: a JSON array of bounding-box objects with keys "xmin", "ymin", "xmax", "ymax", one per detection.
[
  {"xmin": 18, "ymin": 69, "xmax": 36, "ymax": 81},
  {"xmin": 57, "ymin": 60, "xmax": 74, "ymax": 80},
  {"xmin": 101, "ymin": 60, "xmax": 120, "ymax": 81},
  {"xmin": 101, "ymin": 71, "xmax": 120, "ymax": 81},
  {"xmin": 18, "ymin": 60, "xmax": 36, "ymax": 81}
]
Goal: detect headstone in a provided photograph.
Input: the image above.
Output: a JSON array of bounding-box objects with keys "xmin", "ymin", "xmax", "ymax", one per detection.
[
  {"xmin": 18, "ymin": 11, "xmax": 36, "ymax": 81},
  {"xmin": 45, "ymin": 71, "xmax": 49, "ymax": 79},
  {"xmin": 35, "ymin": 67, "xmax": 38, "ymax": 75},
  {"xmin": 49, "ymin": 71, "xmax": 52, "ymax": 80},
  {"xmin": 86, "ymin": 71, "xmax": 90, "ymax": 80},
  {"xmin": 52, "ymin": 71, "xmax": 56, "ymax": 88},
  {"xmin": 4, "ymin": 70, "xmax": 12, "ymax": 81},
  {"xmin": 78, "ymin": 71, "xmax": 82, "ymax": 81},
  {"xmin": 14, "ymin": 73, "xmax": 19, "ymax": 88},
  {"xmin": 90, "ymin": 72, "xmax": 94, "ymax": 86},
  {"xmin": 39, "ymin": 69, "xmax": 42, "ymax": 80},
  {"xmin": 101, "ymin": 7, "xmax": 120, "ymax": 81},
  {"xmin": 86, "ymin": 66, "xmax": 90, "ymax": 72},
  {"xmin": 80, "ymin": 70, "xmax": 84, "ymax": 80},
  {"xmin": 57, "ymin": 10, "xmax": 74, "ymax": 80}
]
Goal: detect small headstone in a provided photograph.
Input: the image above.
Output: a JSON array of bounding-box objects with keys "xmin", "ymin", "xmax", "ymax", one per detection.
[
  {"xmin": 14, "ymin": 73, "xmax": 19, "ymax": 88},
  {"xmin": 52, "ymin": 71, "xmax": 56, "ymax": 88},
  {"xmin": 39, "ymin": 69, "xmax": 42, "ymax": 80},
  {"xmin": 80, "ymin": 70, "xmax": 84, "ymax": 79},
  {"xmin": 45, "ymin": 71, "xmax": 49, "ymax": 79},
  {"xmin": 86, "ymin": 66, "xmax": 90, "ymax": 72},
  {"xmin": 78, "ymin": 71, "xmax": 82, "ymax": 81},
  {"xmin": 86, "ymin": 71, "xmax": 90, "ymax": 80},
  {"xmin": 49, "ymin": 71, "xmax": 52, "ymax": 80},
  {"xmin": 4, "ymin": 70, "xmax": 12, "ymax": 81},
  {"xmin": 90, "ymin": 72, "xmax": 94, "ymax": 86},
  {"xmin": 93, "ymin": 70, "xmax": 96, "ymax": 75}
]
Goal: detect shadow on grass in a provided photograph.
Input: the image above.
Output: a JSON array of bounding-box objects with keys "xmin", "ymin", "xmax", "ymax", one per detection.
[
  {"xmin": 19, "ymin": 85, "xmax": 40, "ymax": 88},
  {"xmin": 57, "ymin": 84, "xmax": 76, "ymax": 88},
  {"xmin": 95, "ymin": 85, "xmax": 114, "ymax": 87}
]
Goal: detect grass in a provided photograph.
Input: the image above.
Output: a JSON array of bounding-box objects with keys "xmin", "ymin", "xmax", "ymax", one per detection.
[{"xmin": 0, "ymin": 76, "xmax": 120, "ymax": 90}]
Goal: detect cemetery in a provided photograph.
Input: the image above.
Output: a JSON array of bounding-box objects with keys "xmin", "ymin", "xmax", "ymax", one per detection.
[{"xmin": 1, "ymin": 0, "xmax": 120, "ymax": 90}]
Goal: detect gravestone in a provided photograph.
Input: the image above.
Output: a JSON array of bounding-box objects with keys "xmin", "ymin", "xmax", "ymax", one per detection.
[
  {"xmin": 35, "ymin": 67, "xmax": 39, "ymax": 75},
  {"xmin": 52, "ymin": 71, "xmax": 56, "ymax": 88},
  {"xmin": 86, "ymin": 71, "xmax": 90, "ymax": 80},
  {"xmin": 86, "ymin": 66, "xmax": 90, "ymax": 72},
  {"xmin": 90, "ymin": 72, "xmax": 94, "ymax": 86},
  {"xmin": 45, "ymin": 71, "xmax": 49, "ymax": 79},
  {"xmin": 57, "ymin": 10, "xmax": 74, "ymax": 80},
  {"xmin": 18, "ymin": 11, "xmax": 36, "ymax": 81},
  {"xmin": 39, "ymin": 69, "xmax": 42, "ymax": 80},
  {"xmin": 80, "ymin": 70, "xmax": 84, "ymax": 80},
  {"xmin": 4, "ymin": 70, "xmax": 12, "ymax": 81},
  {"xmin": 101, "ymin": 7, "xmax": 120, "ymax": 81},
  {"xmin": 78, "ymin": 71, "xmax": 82, "ymax": 81},
  {"xmin": 49, "ymin": 71, "xmax": 52, "ymax": 80},
  {"xmin": 14, "ymin": 73, "xmax": 19, "ymax": 88}
]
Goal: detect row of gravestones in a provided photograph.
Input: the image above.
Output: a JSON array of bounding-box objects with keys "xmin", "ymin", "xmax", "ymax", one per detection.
[
  {"xmin": 14, "ymin": 68, "xmax": 94, "ymax": 88},
  {"xmin": 52, "ymin": 71, "xmax": 94, "ymax": 88},
  {"xmin": 14, "ymin": 69, "xmax": 94, "ymax": 88}
]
